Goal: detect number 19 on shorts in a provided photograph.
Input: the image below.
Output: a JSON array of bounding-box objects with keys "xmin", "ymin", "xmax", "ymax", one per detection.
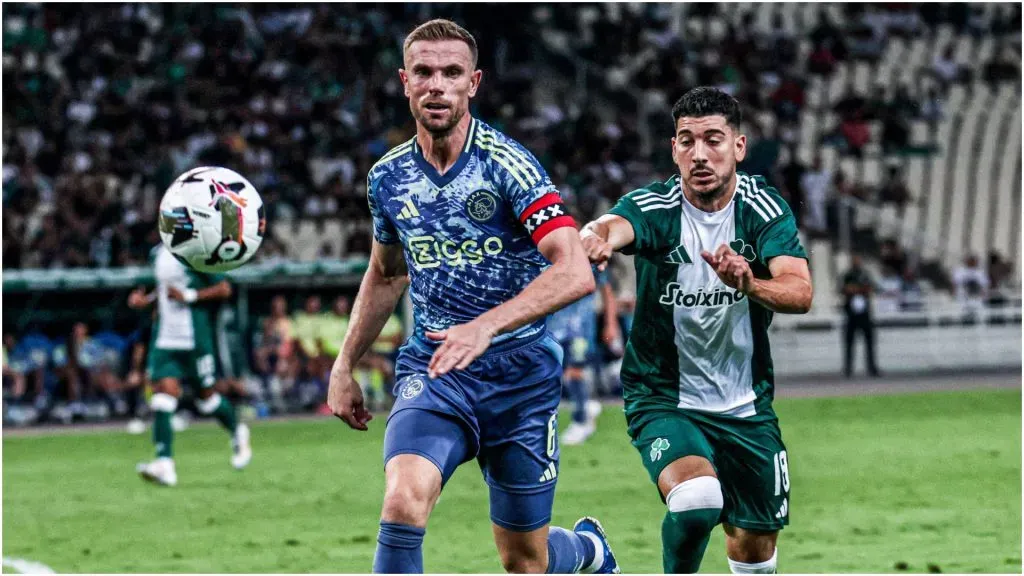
[{"xmin": 773, "ymin": 450, "xmax": 790, "ymax": 496}]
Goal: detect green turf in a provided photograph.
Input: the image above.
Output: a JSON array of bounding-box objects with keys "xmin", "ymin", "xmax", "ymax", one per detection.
[{"xmin": 3, "ymin": 389, "xmax": 1020, "ymax": 573}]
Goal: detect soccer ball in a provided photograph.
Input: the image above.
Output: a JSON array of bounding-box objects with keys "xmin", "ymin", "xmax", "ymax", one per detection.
[{"xmin": 158, "ymin": 166, "xmax": 265, "ymax": 273}]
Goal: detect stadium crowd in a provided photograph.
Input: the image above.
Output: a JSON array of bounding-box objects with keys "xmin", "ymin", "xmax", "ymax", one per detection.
[{"xmin": 3, "ymin": 4, "xmax": 1021, "ymax": 425}]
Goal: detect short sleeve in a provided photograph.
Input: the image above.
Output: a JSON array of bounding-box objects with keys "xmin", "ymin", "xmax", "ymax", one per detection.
[
  {"xmin": 491, "ymin": 140, "xmax": 575, "ymax": 244},
  {"xmin": 756, "ymin": 205, "xmax": 807, "ymax": 264},
  {"xmin": 367, "ymin": 175, "xmax": 399, "ymax": 245},
  {"xmin": 607, "ymin": 188, "xmax": 674, "ymax": 255}
]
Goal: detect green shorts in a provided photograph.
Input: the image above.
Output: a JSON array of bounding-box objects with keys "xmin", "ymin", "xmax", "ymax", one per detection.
[
  {"xmin": 147, "ymin": 347, "xmax": 218, "ymax": 390},
  {"xmin": 630, "ymin": 408, "xmax": 790, "ymax": 532}
]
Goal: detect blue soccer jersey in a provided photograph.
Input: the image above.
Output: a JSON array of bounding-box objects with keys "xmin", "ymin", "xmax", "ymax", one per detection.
[{"xmin": 367, "ymin": 117, "xmax": 575, "ymax": 343}]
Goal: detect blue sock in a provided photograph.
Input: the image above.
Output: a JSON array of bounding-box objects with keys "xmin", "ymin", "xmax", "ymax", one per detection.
[
  {"xmin": 546, "ymin": 526, "xmax": 597, "ymax": 574},
  {"xmin": 373, "ymin": 522, "xmax": 425, "ymax": 574},
  {"xmin": 567, "ymin": 376, "xmax": 587, "ymax": 424}
]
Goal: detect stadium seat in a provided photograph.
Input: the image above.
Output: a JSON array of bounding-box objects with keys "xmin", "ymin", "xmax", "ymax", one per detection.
[
  {"xmin": 944, "ymin": 101, "xmax": 981, "ymax": 259},
  {"xmin": 992, "ymin": 104, "xmax": 1022, "ymax": 260}
]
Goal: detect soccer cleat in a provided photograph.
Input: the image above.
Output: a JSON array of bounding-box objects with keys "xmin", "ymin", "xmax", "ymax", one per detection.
[
  {"xmin": 573, "ymin": 516, "xmax": 620, "ymax": 574},
  {"xmin": 231, "ymin": 423, "xmax": 252, "ymax": 470},
  {"xmin": 585, "ymin": 400, "xmax": 603, "ymax": 423},
  {"xmin": 136, "ymin": 457, "xmax": 177, "ymax": 487},
  {"xmin": 561, "ymin": 421, "xmax": 596, "ymax": 446}
]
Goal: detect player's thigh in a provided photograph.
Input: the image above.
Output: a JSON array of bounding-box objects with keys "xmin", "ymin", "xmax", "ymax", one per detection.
[
  {"xmin": 186, "ymin": 349, "xmax": 218, "ymax": 395},
  {"xmin": 477, "ymin": 379, "xmax": 561, "ymax": 533},
  {"xmin": 383, "ymin": 407, "xmax": 475, "ymax": 487},
  {"xmin": 630, "ymin": 411, "xmax": 717, "ymax": 500},
  {"xmin": 492, "ymin": 523, "xmax": 549, "ymax": 574},
  {"xmin": 705, "ymin": 417, "xmax": 790, "ymax": 533},
  {"xmin": 147, "ymin": 348, "xmax": 187, "ymax": 383}
]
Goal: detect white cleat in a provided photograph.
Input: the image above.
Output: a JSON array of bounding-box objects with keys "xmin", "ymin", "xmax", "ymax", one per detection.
[
  {"xmin": 136, "ymin": 457, "xmax": 177, "ymax": 487},
  {"xmin": 231, "ymin": 423, "xmax": 252, "ymax": 470},
  {"xmin": 585, "ymin": 400, "xmax": 603, "ymax": 423},
  {"xmin": 561, "ymin": 421, "xmax": 596, "ymax": 446}
]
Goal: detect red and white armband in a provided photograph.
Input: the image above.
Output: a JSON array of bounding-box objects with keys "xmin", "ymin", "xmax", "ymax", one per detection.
[{"xmin": 519, "ymin": 193, "xmax": 576, "ymax": 244}]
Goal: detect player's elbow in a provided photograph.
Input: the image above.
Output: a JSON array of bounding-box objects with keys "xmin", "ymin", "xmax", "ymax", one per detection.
[
  {"xmin": 570, "ymin": 265, "xmax": 597, "ymax": 300},
  {"xmin": 794, "ymin": 284, "xmax": 813, "ymax": 314}
]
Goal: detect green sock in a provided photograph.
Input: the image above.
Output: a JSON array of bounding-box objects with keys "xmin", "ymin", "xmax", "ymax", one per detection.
[
  {"xmin": 662, "ymin": 508, "xmax": 720, "ymax": 573},
  {"xmin": 153, "ymin": 410, "xmax": 174, "ymax": 458},
  {"xmin": 211, "ymin": 396, "xmax": 238, "ymax": 434}
]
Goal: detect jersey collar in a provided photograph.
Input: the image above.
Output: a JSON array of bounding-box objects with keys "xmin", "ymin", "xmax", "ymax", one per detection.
[{"xmin": 412, "ymin": 117, "xmax": 477, "ymax": 189}]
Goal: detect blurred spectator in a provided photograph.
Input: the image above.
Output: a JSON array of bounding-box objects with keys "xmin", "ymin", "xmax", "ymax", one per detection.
[
  {"xmin": 290, "ymin": 294, "xmax": 331, "ymax": 409},
  {"xmin": 919, "ymin": 86, "xmax": 944, "ymax": 124},
  {"xmin": 930, "ymin": 45, "xmax": 963, "ymax": 90},
  {"xmin": 774, "ymin": 147, "xmax": 807, "ymax": 227},
  {"xmin": 899, "ymin": 264, "xmax": 925, "ymax": 312},
  {"xmin": 840, "ymin": 254, "xmax": 880, "ymax": 378},
  {"xmin": 801, "ymin": 155, "xmax": 831, "ymax": 236},
  {"xmin": 771, "ymin": 73, "xmax": 805, "ymax": 124},
  {"xmin": 879, "ymin": 239, "xmax": 908, "ymax": 278},
  {"xmin": 951, "ymin": 254, "xmax": 990, "ymax": 313},
  {"xmin": 254, "ymin": 295, "xmax": 295, "ymax": 412},
  {"xmin": 987, "ymin": 251, "xmax": 1013, "ymax": 307},
  {"xmin": 983, "ymin": 43, "xmax": 1022, "ymax": 86},
  {"xmin": 878, "ymin": 165, "xmax": 912, "ymax": 214},
  {"xmin": 839, "ymin": 111, "xmax": 871, "ymax": 158}
]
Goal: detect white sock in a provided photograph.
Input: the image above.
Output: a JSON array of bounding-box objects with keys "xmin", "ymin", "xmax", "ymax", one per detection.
[
  {"xmin": 728, "ymin": 549, "xmax": 777, "ymax": 574},
  {"xmin": 579, "ymin": 531, "xmax": 605, "ymax": 574}
]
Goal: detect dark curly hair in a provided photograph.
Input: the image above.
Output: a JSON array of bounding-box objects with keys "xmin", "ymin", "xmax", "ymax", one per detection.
[{"xmin": 671, "ymin": 87, "xmax": 742, "ymax": 130}]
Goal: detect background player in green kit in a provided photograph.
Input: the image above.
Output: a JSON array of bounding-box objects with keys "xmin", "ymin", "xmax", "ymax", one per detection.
[
  {"xmin": 580, "ymin": 87, "xmax": 813, "ymax": 574},
  {"xmin": 128, "ymin": 244, "xmax": 253, "ymax": 486}
]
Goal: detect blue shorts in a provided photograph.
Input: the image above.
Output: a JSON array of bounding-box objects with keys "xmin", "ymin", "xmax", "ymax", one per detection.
[{"xmin": 383, "ymin": 331, "xmax": 564, "ymax": 532}]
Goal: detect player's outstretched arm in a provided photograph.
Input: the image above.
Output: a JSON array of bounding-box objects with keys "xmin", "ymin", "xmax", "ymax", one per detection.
[
  {"xmin": 425, "ymin": 226, "xmax": 595, "ymax": 378},
  {"xmin": 168, "ymin": 280, "xmax": 232, "ymax": 304},
  {"xmin": 328, "ymin": 240, "xmax": 409, "ymax": 430},
  {"xmin": 580, "ymin": 214, "xmax": 636, "ymax": 271},
  {"xmin": 127, "ymin": 287, "xmax": 157, "ymax": 309},
  {"xmin": 702, "ymin": 246, "xmax": 813, "ymax": 314}
]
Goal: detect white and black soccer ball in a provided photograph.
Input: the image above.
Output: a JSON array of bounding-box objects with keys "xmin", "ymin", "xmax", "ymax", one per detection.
[{"xmin": 158, "ymin": 166, "xmax": 265, "ymax": 273}]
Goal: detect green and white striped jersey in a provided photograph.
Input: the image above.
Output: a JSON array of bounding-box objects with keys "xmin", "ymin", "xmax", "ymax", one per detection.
[
  {"xmin": 608, "ymin": 173, "xmax": 806, "ymax": 421},
  {"xmin": 152, "ymin": 245, "xmax": 224, "ymax": 352}
]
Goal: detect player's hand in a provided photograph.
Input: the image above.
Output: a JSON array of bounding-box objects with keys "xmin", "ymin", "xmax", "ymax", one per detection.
[
  {"xmin": 127, "ymin": 288, "xmax": 149, "ymax": 309},
  {"xmin": 580, "ymin": 228, "xmax": 614, "ymax": 272},
  {"xmin": 425, "ymin": 320, "xmax": 495, "ymax": 378},
  {"xmin": 327, "ymin": 366, "xmax": 373, "ymax": 431},
  {"xmin": 701, "ymin": 244, "xmax": 755, "ymax": 294}
]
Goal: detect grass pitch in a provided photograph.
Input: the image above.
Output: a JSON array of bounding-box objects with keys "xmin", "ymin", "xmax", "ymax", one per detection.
[{"xmin": 3, "ymin": 389, "xmax": 1020, "ymax": 573}]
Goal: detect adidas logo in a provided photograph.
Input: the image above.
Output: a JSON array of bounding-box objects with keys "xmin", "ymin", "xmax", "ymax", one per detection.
[
  {"xmin": 538, "ymin": 461, "xmax": 558, "ymax": 483},
  {"xmin": 395, "ymin": 199, "xmax": 420, "ymax": 221},
  {"xmin": 775, "ymin": 497, "xmax": 789, "ymax": 519}
]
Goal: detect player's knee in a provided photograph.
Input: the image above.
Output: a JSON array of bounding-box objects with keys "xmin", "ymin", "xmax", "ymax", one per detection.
[
  {"xmin": 380, "ymin": 480, "xmax": 437, "ymax": 527},
  {"xmin": 666, "ymin": 476, "xmax": 723, "ymax": 534},
  {"xmin": 724, "ymin": 525, "xmax": 777, "ymax": 565},
  {"xmin": 153, "ymin": 378, "xmax": 181, "ymax": 397},
  {"xmin": 195, "ymin": 392, "xmax": 221, "ymax": 414},
  {"xmin": 149, "ymin": 392, "xmax": 178, "ymax": 413}
]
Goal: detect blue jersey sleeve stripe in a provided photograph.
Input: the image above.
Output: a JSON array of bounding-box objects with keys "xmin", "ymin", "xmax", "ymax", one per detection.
[{"xmin": 476, "ymin": 130, "xmax": 542, "ymax": 182}]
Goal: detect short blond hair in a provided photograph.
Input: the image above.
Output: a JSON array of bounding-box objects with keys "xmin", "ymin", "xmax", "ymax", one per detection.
[{"xmin": 403, "ymin": 19, "xmax": 478, "ymax": 67}]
